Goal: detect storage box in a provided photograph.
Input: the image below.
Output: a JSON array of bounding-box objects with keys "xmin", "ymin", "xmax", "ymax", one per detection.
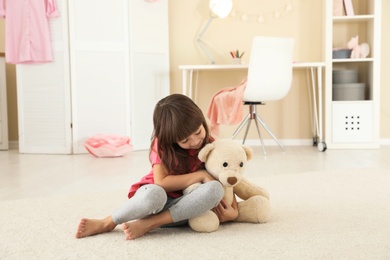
[
  {"xmin": 333, "ymin": 83, "xmax": 365, "ymax": 101},
  {"xmin": 332, "ymin": 49, "xmax": 352, "ymax": 59},
  {"xmin": 332, "ymin": 102, "xmax": 373, "ymax": 143},
  {"xmin": 333, "ymin": 69, "xmax": 358, "ymax": 84}
]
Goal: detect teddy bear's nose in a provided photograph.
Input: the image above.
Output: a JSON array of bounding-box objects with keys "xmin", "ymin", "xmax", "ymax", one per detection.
[{"xmin": 227, "ymin": 177, "xmax": 237, "ymax": 185}]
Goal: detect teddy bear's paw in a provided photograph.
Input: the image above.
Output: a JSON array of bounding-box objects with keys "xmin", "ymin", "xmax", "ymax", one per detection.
[
  {"xmin": 233, "ymin": 178, "xmax": 270, "ymax": 200},
  {"xmin": 235, "ymin": 195, "xmax": 271, "ymax": 223},
  {"xmin": 188, "ymin": 211, "xmax": 219, "ymax": 232}
]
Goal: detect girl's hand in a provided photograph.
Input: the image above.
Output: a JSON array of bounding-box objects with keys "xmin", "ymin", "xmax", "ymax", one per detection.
[
  {"xmin": 212, "ymin": 197, "xmax": 239, "ymax": 223},
  {"xmin": 198, "ymin": 170, "xmax": 216, "ymax": 183},
  {"xmin": 153, "ymin": 165, "xmax": 215, "ymax": 192}
]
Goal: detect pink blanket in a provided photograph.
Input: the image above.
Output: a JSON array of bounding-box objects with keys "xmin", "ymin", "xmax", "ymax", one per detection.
[{"xmin": 207, "ymin": 78, "xmax": 247, "ymax": 136}]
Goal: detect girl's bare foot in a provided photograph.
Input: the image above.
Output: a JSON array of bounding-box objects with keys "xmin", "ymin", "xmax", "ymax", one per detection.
[
  {"xmin": 75, "ymin": 216, "xmax": 117, "ymax": 238},
  {"xmin": 122, "ymin": 210, "xmax": 173, "ymax": 240},
  {"xmin": 121, "ymin": 210, "xmax": 174, "ymax": 240},
  {"xmin": 121, "ymin": 219, "xmax": 152, "ymax": 240}
]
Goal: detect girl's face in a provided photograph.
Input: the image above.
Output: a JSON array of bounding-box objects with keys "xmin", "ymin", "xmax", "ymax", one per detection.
[{"xmin": 177, "ymin": 125, "xmax": 206, "ymax": 150}]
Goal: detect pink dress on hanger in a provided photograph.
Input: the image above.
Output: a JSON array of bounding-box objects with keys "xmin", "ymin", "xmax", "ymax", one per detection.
[{"xmin": 0, "ymin": 0, "xmax": 59, "ymax": 64}]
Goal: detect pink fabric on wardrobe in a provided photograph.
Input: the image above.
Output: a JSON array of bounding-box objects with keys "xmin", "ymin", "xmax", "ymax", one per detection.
[
  {"xmin": 0, "ymin": 0, "xmax": 59, "ymax": 64},
  {"xmin": 207, "ymin": 78, "xmax": 247, "ymax": 136}
]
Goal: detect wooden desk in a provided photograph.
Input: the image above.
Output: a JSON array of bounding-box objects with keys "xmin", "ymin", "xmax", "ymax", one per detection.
[{"xmin": 178, "ymin": 62, "xmax": 327, "ymax": 151}]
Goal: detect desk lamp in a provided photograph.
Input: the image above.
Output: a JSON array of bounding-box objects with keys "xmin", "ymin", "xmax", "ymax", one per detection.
[{"xmin": 197, "ymin": 0, "xmax": 232, "ymax": 64}]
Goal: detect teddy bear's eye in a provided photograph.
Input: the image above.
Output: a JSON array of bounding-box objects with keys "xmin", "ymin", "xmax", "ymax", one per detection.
[
  {"xmin": 223, "ymin": 162, "xmax": 228, "ymax": 167},
  {"xmin": 240, "ymin": 162, "xmax": 244, "ymax": 167}
]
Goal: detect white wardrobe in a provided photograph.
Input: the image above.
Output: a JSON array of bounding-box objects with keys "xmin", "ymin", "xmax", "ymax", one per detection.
[{"xmin": 16, "ymin": 0, "xmax": 170, "ymax": 154}]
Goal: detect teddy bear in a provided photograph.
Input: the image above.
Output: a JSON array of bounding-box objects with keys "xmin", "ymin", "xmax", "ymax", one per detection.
[{"xmin": 183, "ymin": 139, "xmax": 271, "ymax": 232}]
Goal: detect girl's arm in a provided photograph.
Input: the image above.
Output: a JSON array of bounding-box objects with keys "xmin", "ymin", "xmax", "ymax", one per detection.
[{"xmin": 153, "ymin": 164, "xmax": 215, "ymax": 192}]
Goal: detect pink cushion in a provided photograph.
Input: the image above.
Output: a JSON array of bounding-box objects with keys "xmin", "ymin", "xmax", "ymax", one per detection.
[{"xmin": 85, "ymin": 134, "xmax": 132, "ymax": 157}]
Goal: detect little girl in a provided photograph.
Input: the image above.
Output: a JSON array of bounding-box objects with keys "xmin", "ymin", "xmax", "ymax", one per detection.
[{"xmin": 75, "ymin": 94, "xmax": 238, "ymax": 240}]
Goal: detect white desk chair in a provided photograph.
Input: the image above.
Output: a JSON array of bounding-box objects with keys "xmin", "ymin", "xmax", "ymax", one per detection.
[{"xmin": 232, "ymin": 36, "xmax": 294, "ymax": 156}]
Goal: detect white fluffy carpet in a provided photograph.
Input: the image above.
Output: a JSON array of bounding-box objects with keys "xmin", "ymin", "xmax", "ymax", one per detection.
[{"xmin": 1, "ymin": 168, "xmax": 389, "ymax": 259}]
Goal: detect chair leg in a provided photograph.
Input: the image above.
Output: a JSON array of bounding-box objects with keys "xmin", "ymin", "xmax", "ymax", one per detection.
[
  {"xmin": 232, "ymin": 104, "xmax": 284, "ymax": 155},
  {"xmin": 242, "ymin": 118, "xmax": 252, "ymax": 144},
  {"xmin": 231, "ymin": 114, "xmax": 250, "ymax": 140},
  {"xmin": 242, "ymin": 104, "xmax": 257, "ymax": 144},
  {"xmin": 254, "ymin": 117, "xmax": 267, "ymax": 156},
  {"xmin": 256, "ymin": 115, "xmax": 285, "ymax": 151},
  {"xmin": 232, "ymin": 115, "xmax": 267, "ymax": 155}
]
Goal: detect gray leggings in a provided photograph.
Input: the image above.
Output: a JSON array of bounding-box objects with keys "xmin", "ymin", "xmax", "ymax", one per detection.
[{"xmin": 112, "ymin": 180, "xmax": 224, "ymax": 226}]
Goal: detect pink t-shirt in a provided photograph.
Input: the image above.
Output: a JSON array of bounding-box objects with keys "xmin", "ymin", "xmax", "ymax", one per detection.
[
  {"xmin": 0, "ymin": 0, "xmax": 60, "ymax": 64},
  {"xmin": 127, "ymin": 139, "xmax": 205, "ymax": 199}
]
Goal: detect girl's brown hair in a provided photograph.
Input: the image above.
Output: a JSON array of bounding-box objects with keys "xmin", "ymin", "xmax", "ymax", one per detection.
[{"xmin": 150, "ymin": 94, "xmax": 211, "ymax": 174}]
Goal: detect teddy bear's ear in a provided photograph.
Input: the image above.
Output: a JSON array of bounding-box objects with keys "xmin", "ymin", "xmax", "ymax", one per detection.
[
  {"xmin": 198, "ymin": 143, "xmax": 215, "ymax": 162},
  {"xmin": 242, "ymin": 145, "xmax": 254, "ymax": 160}
]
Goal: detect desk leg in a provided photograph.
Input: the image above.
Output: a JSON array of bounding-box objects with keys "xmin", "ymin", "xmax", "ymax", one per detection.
[
  {"xmin": 182, "ymin": 69, "xmax": 188, "ymax": 96},
  {"xmin": 310, "ymin": 68, "xmax": 319, "ymax": 139},
  {"xmin": 317, "ymin": 67, "xmax": 323, "ymax": 142},
  {"xmin": 181, "ymin": 69, "xmax": 195, "ymax": 99},
  {"xmin": 310, "ymin": 66, "xmax": 326, "ymax": 152},
  {"xmin": 189, "ymin": 70, "xmax": 193, "ymax": 99}
]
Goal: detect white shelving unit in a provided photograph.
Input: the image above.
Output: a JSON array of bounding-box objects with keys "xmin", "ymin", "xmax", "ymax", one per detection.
[{"xmin": 324, "ymin": 0, "xmax": 382, "ymax": 149}]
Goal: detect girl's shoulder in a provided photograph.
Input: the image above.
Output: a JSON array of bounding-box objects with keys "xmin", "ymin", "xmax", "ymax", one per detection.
[
  {"xmin": 149, "ymin": 138, "xmax": 160, "ymax": 162},
  {"xmin": 152, "ymin": 138, "xmax": 158, "ymax": 149}
]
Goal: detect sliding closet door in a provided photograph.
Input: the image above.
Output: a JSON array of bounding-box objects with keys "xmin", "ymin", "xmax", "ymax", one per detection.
[
  {"xmin": 16, "ymin": 0, "xmax": 170, "ymax": 153},
  {"xmin": 69, "ymin": 0, "xmax": 169, "ymax": 152},
  {"xmin": 68, "ymin": 0, "xmax": 131, "ymax": 153},
  {"xmin": 129, "ymin": 0, "xmax": 170, "ymax": 150},
  {"xmin": 16, "ymin": 0, "xmax": 72, "ymax": 154}
]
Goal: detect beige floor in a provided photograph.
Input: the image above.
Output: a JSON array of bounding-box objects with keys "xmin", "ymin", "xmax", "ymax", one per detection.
[{"xmin": 1, "ymin": 145, "xmax": 390, "ymax": 202}]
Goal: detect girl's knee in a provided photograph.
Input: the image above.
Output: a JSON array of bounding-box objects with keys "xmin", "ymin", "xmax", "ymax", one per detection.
[
  {"xmin": 140, "ymin": 184, "xmax": 165, "ymax": 195},
  {"xmin": 207, "ymin": 180, "xmax": 224, "ymax": 201},
  {"xmin": 141, "ymin": 184, "xmax": 167, "ymax": 211}
]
